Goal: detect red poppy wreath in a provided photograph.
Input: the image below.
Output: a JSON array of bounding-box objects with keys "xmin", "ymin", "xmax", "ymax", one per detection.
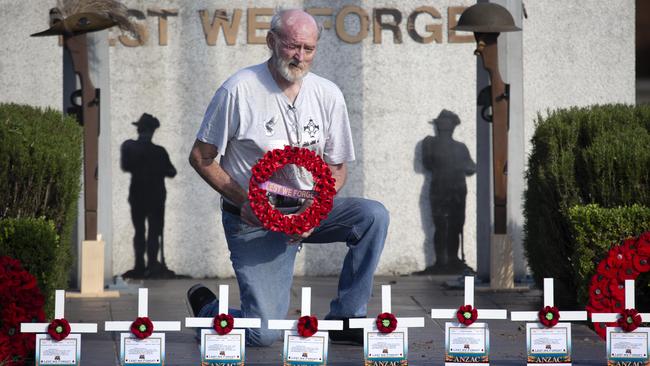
[
  {"xmin": 297, "ymin": 315, "xmax": 319, "ymax": 337},
  {"xmin": 376, "ymin": 312, "xmax": 398, "ymax": 333},
  {"xmin": 213, "ymin": 313, "xmax": 234, "ymax": 335},
  {"xmin": 587, "ymin": 231, "xmax": 650, "ymax": 339},
  {"xmin": 456, "ymin": 305, "xmax": 478, "ymax": 326},
  {"xmin": 618, "ymin": 309, "xmax": 642, "ymax": 332},
  {"xmin": 248, "ymin": 146, "xmax": 336, "ymax": 235},
  {"xmin": 538, "ymin": 306, "xmax": 560, "ymax": 328},
  {"xmin": 131, "ymin": 317, "xmax": 154, "ymax": 339},
  {"xmin": 47, "ymin": 318, "xmax": 71, "ymax": 341}
]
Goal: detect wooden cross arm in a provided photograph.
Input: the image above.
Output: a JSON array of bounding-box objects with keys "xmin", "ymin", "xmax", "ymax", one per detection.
[
  {"xmin": 431, "ymin": 309, "xmax": 507, "ymax": 320},
  {"xmin": 185, "ymin": 317, "xmax": 261, "ymax": 329},
  {"xmin": 21, "ymin": 323, "xmax": 98, "ymax": 333},
  {"xmin": 592, "ymin": 312, "xmax": 650, "ymax": 323},
  {"xmin": 267, "ymin": 319, "xmax": 343, "ymax": 331},
  {"xmin": 349, "ymin": 317, "xmax": 425, "ymax": 329},
  {"xmin": 104, "ymin": 321, "xmax": 181, "ymax": 332},
  {"xmin": 511, "ymin": 311, "xmax": 587, "ymax": 322}
]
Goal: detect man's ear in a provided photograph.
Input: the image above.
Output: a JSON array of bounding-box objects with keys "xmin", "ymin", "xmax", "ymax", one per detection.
[{"xmin": 266, "ymin": 32, "xmax": 275, "ymax": 51}]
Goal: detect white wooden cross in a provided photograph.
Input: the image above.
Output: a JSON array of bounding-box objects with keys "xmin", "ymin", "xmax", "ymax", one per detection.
[
  {"xmin": 431, "ymin": 276, "xmax": 507, "ymax": 321},
  {"xmin": 511, "ymin": 278, "xmax": 587, "ymax": 322},
  {"xmin": 104, "ymin": 288, "xmax": 181, "ymax": 332},
  {"xmin": 185, "ymin": 284, "xmax": 261, "ymax": 329},
  {"xmin": 591, "ymin": 280, "xmax": 650, "ymax": 323},
  {"xmin": 349, "ymin": 285, "xmax": 425, "ymax": 330},
  {"xmin": 21, "ymin": 290, "xmax": 98, "ymax": 334},
  {"xmin": 268, "ymin": 287, "xmax": 343, "ymax": 332}
]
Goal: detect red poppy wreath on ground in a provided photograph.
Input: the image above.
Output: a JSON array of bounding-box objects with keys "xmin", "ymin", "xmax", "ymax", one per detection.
[
  {"xmin": 376, "ymin": 312, "xmax": 398, "ymax": 333},
  {"xmin": 248, "ymin": 146, "xmax": 336, "ymax": 235},
  {"xmin": 0, "ymin": 256, "xmax": 46, "ymax": 364},
  {"xmin": 457, "ymin": 305, "xmax": 478, "ymax": 326},
  {"xmin": 130, "ymin": 317, "xmax": 154, "ymax": 339},
  {"xmin": 213, "ymin": 313, "xmax": 234, "ymax": 335},
  {"xmin": 297, "ymin": 315, "xmax": 319, "ymax": 337},
  {"xmin": 587, "ymin": 231, "xmax": 650, "ymax": 339},
  {"xmin": 538, "ymin": 306, "xmax": 560, "ymax": 328}
]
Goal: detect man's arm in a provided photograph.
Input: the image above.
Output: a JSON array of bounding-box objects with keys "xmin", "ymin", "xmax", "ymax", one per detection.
[
  {"xmin": 328, "ymin": 162, "xmax": 347, "ymax": 192},
  {"xmin": 188, "ymin": 139, "xmax": 260, "ymax": 225}
]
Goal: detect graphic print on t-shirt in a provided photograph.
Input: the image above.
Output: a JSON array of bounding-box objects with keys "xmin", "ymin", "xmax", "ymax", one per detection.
[
  {"xmin": 264, "ymin": 116, "xmax": 277, "ymax": 136},
  {"xmin": 304, "ymin": 119, "xmax": 319, "ymax": 138}
]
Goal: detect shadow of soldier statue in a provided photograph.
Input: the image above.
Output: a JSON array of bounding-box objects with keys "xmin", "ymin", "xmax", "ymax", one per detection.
[
  {"xmin": 415, "ymin": 110, "xmax": 476, "ymax": 275},
  {"xmin": 121, "ymin": 113, "xmax": 177, "ymax": 279}
]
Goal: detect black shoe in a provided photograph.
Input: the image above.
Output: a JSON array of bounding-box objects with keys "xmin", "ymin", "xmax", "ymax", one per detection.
[
  {"xmin": 187, "ymin": 284, "xmax": 216, "ymax": 317},
  {"xmin": 328, "ymin": 318, "xmax": 364, "ymax": 346}
]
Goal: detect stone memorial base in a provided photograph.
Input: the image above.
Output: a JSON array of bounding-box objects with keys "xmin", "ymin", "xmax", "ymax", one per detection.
[
  {"xmin": 490, "ymin": 234, "xmax": 514, "ymax": 289},
  {"xmin": 68, "ymin": 235, "xmax": 119, "ymax": 298}
]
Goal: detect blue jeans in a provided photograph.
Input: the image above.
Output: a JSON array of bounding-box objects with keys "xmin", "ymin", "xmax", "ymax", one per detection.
[{"xmin": 198, "ymin": 197, "xmax": 389, "ymax": 346}]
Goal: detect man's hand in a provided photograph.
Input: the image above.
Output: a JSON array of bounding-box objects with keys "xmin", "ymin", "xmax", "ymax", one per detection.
[
  {"xmin": 287, "ymin": 198, "xmax": 315, "ymax": 244},
  {"xmin": 288, "ymin": 228, "xmax": 314, "ymax": 244}
]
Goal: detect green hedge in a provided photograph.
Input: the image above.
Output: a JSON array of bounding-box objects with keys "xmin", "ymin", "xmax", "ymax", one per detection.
[
  {"xmin": 0, "ymin": 103, "xmax": 82, "ymax": 313},
  {"xmin": 569, "ymin": 204, "xmax": 650, "ymax": 308},
  {"xmin": 524, "ymin": 104, "xmax": 650, "ymax": 307},
  {"xmin": 0, "ymin": 103, "xmax": 82, "ymax": 241},
  {"xmin": 0, "ymin": 217, "xmax": 65, "ymax": 317}
]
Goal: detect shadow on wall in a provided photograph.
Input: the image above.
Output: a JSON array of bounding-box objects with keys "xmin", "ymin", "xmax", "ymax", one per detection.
[
  {"xmin": 121, "ymin": 113, "xmax": 178, "ymax": 279},
  {"xmin": 414, "ymin": 110, "xmax": 476, "ymax": 276}
]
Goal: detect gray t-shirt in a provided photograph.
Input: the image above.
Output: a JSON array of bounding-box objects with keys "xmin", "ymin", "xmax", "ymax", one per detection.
[{"xmin": 197, "ymin": 61, "xmax": 355, "ymax": 195}]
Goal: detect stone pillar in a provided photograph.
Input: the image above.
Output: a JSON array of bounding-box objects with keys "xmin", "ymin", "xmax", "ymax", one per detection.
[
  {"xmin": 476, "ymin": 0, "xmax": 524, "ymax": 283},
  {"xmin": 68, "ymin": 30, "xmax": 114, "ymax": 293}
]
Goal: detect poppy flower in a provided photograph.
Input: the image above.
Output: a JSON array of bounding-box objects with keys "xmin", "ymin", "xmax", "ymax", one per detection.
[
  {"xmin": 596, "ymin": 260, "xmax": 617, "ymax": 279},
  {"xmin": 213, "ymin": 313, "xmax": 234, "ymax": 335},
  {"xmin": 618, "ymin": 309, "xmax": 642, "ymax": 332},
  {"xmin": 456, "ymin": 305, "xmax": 478, "ymax": 326},
  {"xmin": 638, "ymin": 232, "xmax": 650, "ymax": 256},
  {"xmin": 47, "ymin": 318, "xmax": 71, "ymax": 341},
  {"xmin": 617, "ymin": 263, "xmax": 639, "ymax": 282},
  {"xmin": 589, "ymin": 276, "xmax": 609, "ymax": 300},
  {"xmin": 130, "ymin": 317, "xmax": 154, "ymax": 339},
  {"xmin": 632, "ymin": 254, "xmax": 650, "ymax": 272},
  {"xmin": 608, "ymin": 280, "xmax": 625, "ymax": 302},
  {"xmin": 376, "ymin": 312, "xmax": 398, "ymax": 333},
  {"xmin": 606, "ymin": 247, "xmax": 627, "ymax": 269},
  {"xmin": 297, "ymin": 315, "xmax": 318, "ymax": 337},
  {"xmin": 538, "ymin": 306, "xmax": 560, "ymax": 327}
]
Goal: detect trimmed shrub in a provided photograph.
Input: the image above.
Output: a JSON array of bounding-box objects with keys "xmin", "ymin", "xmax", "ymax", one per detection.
[
  {"xmin": 0, "ymin": 218, "xmax": 66, "ymax": 317},
  {"xmin": 524, "ymin": 104, "xmax": 650, "ymax": 307},
  {"xmin": 0, "ymin": 103, "xmax": 82, "ymax": 243},
  {"xmin": 568, "ymin": 204, "xmax": 650, "ymax": 308},
  {"xmin": 0, "ymin": 103, "xmax": 82, "ymax": 313}
]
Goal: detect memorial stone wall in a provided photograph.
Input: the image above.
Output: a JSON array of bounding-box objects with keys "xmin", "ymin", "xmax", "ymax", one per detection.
[{"xmin": 0, "ymin": 0, "xmax": 634, "ymax": 279}]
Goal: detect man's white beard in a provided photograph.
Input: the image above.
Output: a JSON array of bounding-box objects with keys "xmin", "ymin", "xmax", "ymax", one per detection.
[{"xmin": 272, "ymin": 49, "xmax": 309, "ymax": 83}]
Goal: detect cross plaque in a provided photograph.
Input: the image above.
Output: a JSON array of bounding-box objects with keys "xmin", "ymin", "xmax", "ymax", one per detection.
[
  {"xmin": 104, "ymin": 288, "xmax": 181, "ymax": 332},
  {"xmin": 511, "ymin": 278, "xmax": 587, "ymax": 321},
  {"xmin": 185, "ymin": 284, "xmax": 261, "ymax": 329},
  {"xmin": 349, "ymin": 285, "xmax": 425, "ymax": 329},
  {"xmin": 21, "ymin": 290, "xmax": 98, "ymax": 334},
  {"xmin": 268, "ymin": 287, "xmax": 343, "ymax": 331},
  {"xmin": 431, "ymin": 276, "xmax": 507, "ymax": 320}
]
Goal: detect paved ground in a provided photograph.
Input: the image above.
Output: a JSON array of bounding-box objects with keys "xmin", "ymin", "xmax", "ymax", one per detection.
[{"xmin": 65, "ymin": 275, "xmax": 605, "ymax": 365}]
